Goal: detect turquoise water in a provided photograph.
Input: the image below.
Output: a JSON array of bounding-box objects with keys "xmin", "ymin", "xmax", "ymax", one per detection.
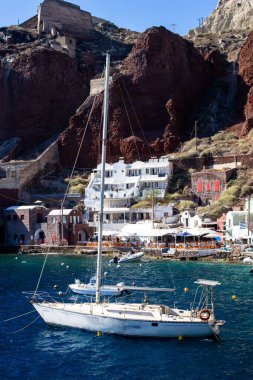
[{"xmin": 1, "ymin": 254, "xmax": 253, "ymax": 379}]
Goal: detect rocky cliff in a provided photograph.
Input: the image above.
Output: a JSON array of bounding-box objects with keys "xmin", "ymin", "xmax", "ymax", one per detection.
[
  {"xmin": 58, "ymin": 27, "xmax": 225, "ymax": 168},
  {"xmin": 203, "ymin": 0, "xmax": 253, "ymax": 35},
  {"xmin": 1, "ymin": 1, "xmax": 253, "ymax": 174},
  {"xmin": 0, "ymin": 42, "xmax": 87, "ymax": 154},
  {"xmin": 238, "ymin": 31, "xmax": 253, "ymax": 135}
]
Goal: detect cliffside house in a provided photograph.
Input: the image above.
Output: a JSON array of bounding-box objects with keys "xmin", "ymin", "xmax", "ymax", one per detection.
[
  {"xmin": 47, "ymin": 209, "xmax": 90, "ymax": 245},
  {"xmin": 84, "ymin": 156, "xmax": 173, "ymax": 231},
  {"xmin": 181, "ymin": 211, "xmax": 217, "ymax": 230},
  {"xmin": 191, "ymin": 168, "xmax": 236, "ymax": 205},
  {"xmin": 5, "ymin": 205, "xmax": 48, "ymax": 246},
  {"xmin": 225, "ymin": 210, "xmax": 253, "ymax": 243},
  {"xmin": 130, "ymin": 204, "xmax": 174, "ymax": 223}
]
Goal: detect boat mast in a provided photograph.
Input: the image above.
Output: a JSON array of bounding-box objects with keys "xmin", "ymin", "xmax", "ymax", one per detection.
[{"xmin": 96, "ymin": 53, "xmax": 111, "ymax": 303}]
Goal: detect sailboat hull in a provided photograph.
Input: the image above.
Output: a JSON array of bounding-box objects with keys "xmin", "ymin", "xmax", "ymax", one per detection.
[{"xmin": 33, "ymin": 302, "xmax": 221, "ymax": 338}]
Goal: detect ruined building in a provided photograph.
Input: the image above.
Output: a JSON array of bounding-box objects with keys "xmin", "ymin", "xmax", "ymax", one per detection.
[{"xmin": 37, "ymin": 0, "xmax": 94, "ymax": 57}]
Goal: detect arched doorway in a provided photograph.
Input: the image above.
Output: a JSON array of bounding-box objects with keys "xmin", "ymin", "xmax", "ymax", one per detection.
[
  {"xmin": 78, "ymin": 229, "xmax": 88, "ymax": 244},
  {"xmin": 34, "ymin": 229, "xmax": 45, "ymax": 244}
]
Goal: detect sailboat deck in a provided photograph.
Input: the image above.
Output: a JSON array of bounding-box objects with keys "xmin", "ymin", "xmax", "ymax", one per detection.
[{"xmin": 39, "ymin": 301, "xmax": 207, "ymax": 323}]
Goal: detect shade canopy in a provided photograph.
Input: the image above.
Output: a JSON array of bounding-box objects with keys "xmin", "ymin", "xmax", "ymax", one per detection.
[
  {"xmin": 102, "ymin": 230, "xmax": 119, "ymax": 236},
  {"xmin": 176, "ymin": 231, "xmax": 192, "ymax": 237}
]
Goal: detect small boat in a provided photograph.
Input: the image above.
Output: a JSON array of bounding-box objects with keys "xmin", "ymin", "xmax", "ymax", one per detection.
[
  {"xmin": 243, "ymin": 257, "xmax": 253, "ymax": 264},
  {"xmin": 161, "ymin": 248, "xmax": 177, "ymax": 257},
  {"xmin": 216, "ymin": 246, "xmax": 232, "ymax": 254},
  {"xmin": 69, "ymin": 276, "xmax": 126, "ymax": 297},
  {"xmin": 110, "ymin": 251, "xmax": 145, "ymax": 264}
]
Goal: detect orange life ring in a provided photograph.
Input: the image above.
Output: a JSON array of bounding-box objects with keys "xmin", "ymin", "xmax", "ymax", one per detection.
[{"xmin": 199, "ymin": 308, "xmax": 211, "ymax": 321}]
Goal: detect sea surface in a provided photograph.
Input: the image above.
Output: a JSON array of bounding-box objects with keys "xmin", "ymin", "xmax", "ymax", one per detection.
[{"xmin": 0, "ymin": 254, "xmax": 253, "ymax": 380}]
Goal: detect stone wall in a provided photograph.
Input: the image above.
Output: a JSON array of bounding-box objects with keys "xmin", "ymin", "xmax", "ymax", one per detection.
[
  {"xmin": 38, "ymin": 0, "xmax": 93, "ymax": 38},
  {"xmin": 174, "ymin": 153, "xmax": 253, "ymax": 172},
  {"xmin": 0, "ymin": 139, "xmax": 59, "ymax": 198}
]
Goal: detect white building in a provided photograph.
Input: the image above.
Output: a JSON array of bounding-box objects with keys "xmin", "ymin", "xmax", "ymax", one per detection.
[
  {"xmin": 84, "ymin": 156, "xmax": 173, "ymax": 230},
  {"xmin": 225, "ymin": 211, "xmax": 253, "ymax": 243},
  {"xmin": 130, "ymin": 205, "xmax": 174, "ymax": 223}
]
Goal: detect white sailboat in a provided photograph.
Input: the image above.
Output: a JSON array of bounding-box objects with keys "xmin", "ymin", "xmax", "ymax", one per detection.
[
  {"xmin": 69, "ymin": 276, "xmax": 126, "ymax": 297},
  {"xmin": 31, "ymin": 54, "xmax": 225, "ymax": 338}
]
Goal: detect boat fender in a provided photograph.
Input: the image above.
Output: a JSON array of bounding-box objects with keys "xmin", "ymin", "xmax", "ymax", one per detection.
[{"xmin": 199, "ymin": 308, "xmax": 211, "ymax": 321}]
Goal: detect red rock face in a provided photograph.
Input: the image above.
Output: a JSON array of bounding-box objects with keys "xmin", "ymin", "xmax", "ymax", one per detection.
[
  {"xmin": 0, "ymin": 48, "xmax": 87, "ymax": 152},
  {"xmin": 59, "ymin": 27, "xmax": 216, "ymax": 168},
  {"xmin": 238, "ymin": 32, "xmax": 253, "ymax": 135}
]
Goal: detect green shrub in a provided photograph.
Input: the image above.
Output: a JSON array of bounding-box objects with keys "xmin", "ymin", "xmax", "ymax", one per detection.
[
  {"xmin": 69, "ymin": 184, "xmax": 86, "ymax": 195},
  {"xmin": 177, "ymin": 201, "xmax": 196, "ymax": 212},
  {"xmin": 241, "ymin": 185, "xmax": 253, "ymax": 197}
]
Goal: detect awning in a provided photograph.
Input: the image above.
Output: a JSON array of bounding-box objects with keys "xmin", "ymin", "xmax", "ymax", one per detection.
[
  {"xmin": 185, "ymin": 228, "xmax": 216, "ymax": 236},
  {"xmin": 176, "ymin": 231, "xmax": 192, "ymax": 237},
  {"xmin": 117, "ymin": 223, "xmax": 178, "ymax": 238},
  {"xmin": 102, "ymin": 230, "xmax": 119, "ymax": 236}
]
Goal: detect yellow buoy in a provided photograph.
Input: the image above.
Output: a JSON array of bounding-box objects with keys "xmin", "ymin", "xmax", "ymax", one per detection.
[
  {"xmin": 232, "ymin": 295, "xmax": 237, "ymax": 300},
  {"xmin": 184, "ymin": 287, "xmax": 189, "ymax": 293},
  {"xmin": 178, "ymin": 336, "xmax": 183, "ymax": 341},
  {"xmin": 97, "ymin": 331, "xmax": 102, "ymax": 337}
]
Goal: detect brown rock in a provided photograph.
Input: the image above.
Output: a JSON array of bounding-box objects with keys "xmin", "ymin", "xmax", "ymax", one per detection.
[
  {"xmin": 238, "ymin": 32, "xmax": 253, "ymax": 135},
  {"xmin": 59, "ymin": 27, "xmax": 215, "ymax": 167},
  {"xmin": 0, "ymin": 47, "xmax": 88, "ymax": 155}
]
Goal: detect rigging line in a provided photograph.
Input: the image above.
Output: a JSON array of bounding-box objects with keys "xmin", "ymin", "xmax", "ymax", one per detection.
[
  {"xmin": 118, "ymin": 81, "xmax": 141, "ymax": 161},
  {"xmin": 120, "ymin": 78, "xmax": 152, "ymax": 156},
  {"xmin": 12, "ymin": 316, "xmax": 40, "ymax": 334},
  {"xmin": 98, "ymin": 92, "xmax": 104, "ymax": 164},
  {"xmin": 32, "ymin": 73, "xmax": 104, "ymax": 299},
  {"xmin": 33, "ymin": 249, "xmax": 50, "ymax": 299},
  {"xmin": 4, "ymin": 310, "xmax": 36, "ymax": 322},
  {"xmin": 61, "ymin": 67, "xmax": 105, "ymax": 207},
  {"xmin": 61, "ymin": 92, "xmax": 99, "ymax": 209},
  {"xmin": 166, "ymin": 260, "xmax": 176, "ymax": 292}
]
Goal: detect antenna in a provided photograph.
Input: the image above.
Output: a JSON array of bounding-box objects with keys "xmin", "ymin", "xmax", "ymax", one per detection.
[
  {"xmin": 197, "ymin": 17, "xmax": 205, "ymax": 28},
  {"xmin": 195, "ymin": 121, "xmax": 198, "ymax": 156},
  {"xmin": 171, "ymin": 24, "xmax": 177, "ymax": 32}
]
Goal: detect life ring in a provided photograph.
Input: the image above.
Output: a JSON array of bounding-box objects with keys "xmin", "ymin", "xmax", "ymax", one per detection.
[{"xmin": 199, "ymin": 308, "xmax": 211, "ymax": 321}]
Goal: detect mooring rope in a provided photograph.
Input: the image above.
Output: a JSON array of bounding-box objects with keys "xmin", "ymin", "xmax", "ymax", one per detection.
[
  {"xmin": 12, "ymin": 316, "xmax": 41, "ymax": 334},
  {"xmin": 4, "ymin": 310, "xmax": 36, "ymax": 323}
]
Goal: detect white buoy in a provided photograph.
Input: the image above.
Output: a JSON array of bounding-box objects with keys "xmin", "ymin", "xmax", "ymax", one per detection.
[
  {"xmin": 108, "ymin": 263, "xmax": 111, "ymax": 267},
  {"xmin": 66, "ymin": 265, "xmax": 69, "ymax": 269},
  {"xmin": 139, "ymin": 264, "xmax": 142, "ymax": 267},
  {"xmin": 104, "ymin": 272, "xmax": 108, "ymax": 277},
  {"xmin": 61, "ymin": 263, "xmax": 65, "ymax": 266},
  {"xmin": 21, "ymin": 261, "xmax": 27, "ymax": 264},
  {"xmin": 117, "ymin": 264, "xmax": 120, "ymax": 268},
  {"xmin": 15, "ymin": 257, "xmax": 18, "ymax": 260}
]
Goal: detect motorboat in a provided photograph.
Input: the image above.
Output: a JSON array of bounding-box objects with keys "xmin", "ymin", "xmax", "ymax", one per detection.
[
  {"xmin": 243, "ymin": 257, "xmax": 253, "ymax": 264},
  {"xmin": 110, "ymin": 250, "xmax": 145, "ymax": 264},
  {"xmin": 69, "ymin": 276, "xmax": 126, "ymax": 297},
  {"xmin": 30, "ymin": 54, "xmax": 225, "ymax": 339}
]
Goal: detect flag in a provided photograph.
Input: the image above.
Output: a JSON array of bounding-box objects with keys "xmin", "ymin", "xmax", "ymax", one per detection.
[{"xmin": 240, "ymin": 221, "xmax": 247, "ymax": 229}]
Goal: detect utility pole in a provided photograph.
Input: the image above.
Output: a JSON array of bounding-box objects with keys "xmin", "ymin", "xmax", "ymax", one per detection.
[
  {"xmin": 61, "ymin": 201, "xmax": 64, "ymax": 246},
  {"xmin": 152, "ymin": 189, "xmax": 155, "ymax": 229},
  {"xmin": 171, "ymin": 24, "xmax": 177, "ymax": 33},
  {"xmin": 197, "ymin": 17, "xmax": 205, "ymax": 28},
  {"xmin": 248, "ymin": 196, "xmax": 251, "ymax": 245},
  {"xmin": 195, "ymin": 121, "xmax": 198, "ymax": 155}
]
